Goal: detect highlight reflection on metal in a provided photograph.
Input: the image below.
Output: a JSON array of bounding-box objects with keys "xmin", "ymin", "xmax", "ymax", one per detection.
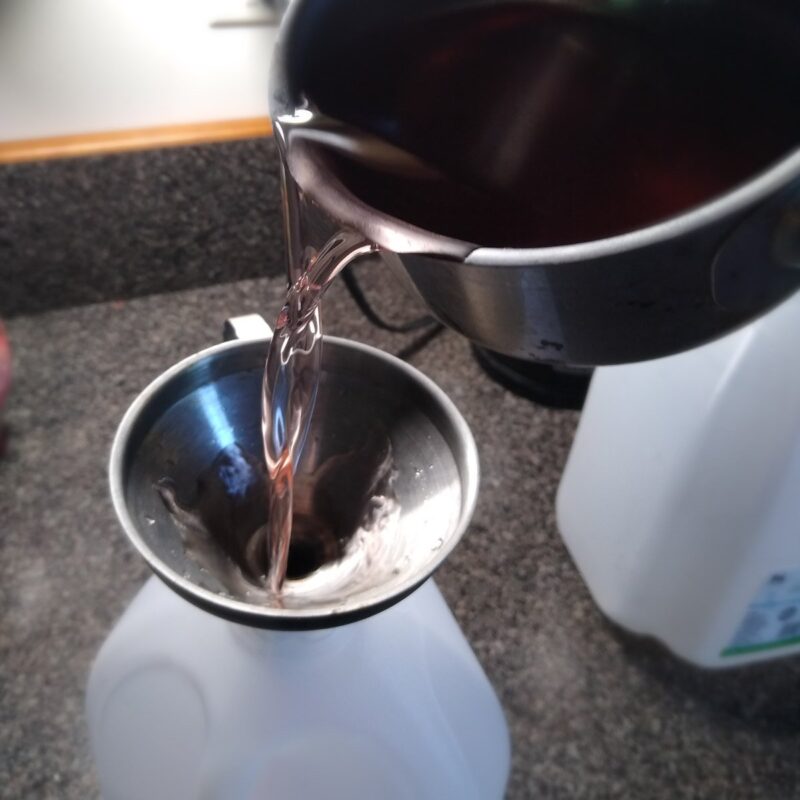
[
  {"xmin": 198, "ymin": 384, "xmax": 235, "ymax": 450},
  {"xmin": 109, "ymin": 335, "xmax": 478, "ymax": 630}
]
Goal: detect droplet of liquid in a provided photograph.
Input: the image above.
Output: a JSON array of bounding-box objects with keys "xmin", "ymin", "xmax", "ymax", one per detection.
[
  {"xmin": 414, "ymin": 467, "xmax": 423, "ymax": 478},
  {"xmin": 145, "ymin": 516, "xmax": 156, "ymax": 526}
]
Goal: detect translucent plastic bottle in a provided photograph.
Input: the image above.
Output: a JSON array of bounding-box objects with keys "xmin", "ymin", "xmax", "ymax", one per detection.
[
  {"xmin": 87, "ymin": 577, "xmax": 510, "ymax": 799},
  {"xmin": 558, "ymin": 290, "xmax": 800, "ymax": 667}
]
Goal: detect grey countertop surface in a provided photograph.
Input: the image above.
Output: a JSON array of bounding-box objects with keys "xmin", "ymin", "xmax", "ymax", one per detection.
[
  {"xmin": 0, "ymin": 139, "xmax": 285, "ymax": 318},
  {"xmin": 3, "ymin": 146, "xmax": 800, "ymax": 800}
]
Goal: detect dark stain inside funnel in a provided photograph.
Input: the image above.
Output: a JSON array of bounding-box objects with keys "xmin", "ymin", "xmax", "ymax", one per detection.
[{"xmin": 156, "ymin": 438, "xmax": 397, "ymax": 594}]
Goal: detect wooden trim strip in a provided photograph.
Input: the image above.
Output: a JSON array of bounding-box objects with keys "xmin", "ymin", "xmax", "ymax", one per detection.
[{"xmin": 0, "ymin": 116, "xmax": 273, "ymax": 165}]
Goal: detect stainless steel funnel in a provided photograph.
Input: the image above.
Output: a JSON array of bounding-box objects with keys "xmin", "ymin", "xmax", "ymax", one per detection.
[{"xmin": 109, "ymin": 323, "xmax": 478, "ymax": 630}]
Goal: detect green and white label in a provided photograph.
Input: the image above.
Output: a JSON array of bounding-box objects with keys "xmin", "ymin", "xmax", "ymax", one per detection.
[{"xmin": 723, "ymin": 570, "xmax": 800, "ymax": 657}]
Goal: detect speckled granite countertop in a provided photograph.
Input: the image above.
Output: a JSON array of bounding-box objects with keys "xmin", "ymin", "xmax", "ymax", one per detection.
[
  {"xmin": 2, "ymin": 144, "xmax": 800, "ymax": 800},
  {"xmin": 0, "ymin": 139, "xmax": 285, "ymax": 317}
]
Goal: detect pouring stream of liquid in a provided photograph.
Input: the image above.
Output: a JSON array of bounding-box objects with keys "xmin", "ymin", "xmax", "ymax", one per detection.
[{"xmin": 261, "ymin": 230, "xmax": 376, "ymax": 594}]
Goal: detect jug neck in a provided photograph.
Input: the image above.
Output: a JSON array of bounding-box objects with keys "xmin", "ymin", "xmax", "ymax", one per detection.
[{"xmin": 227, "ymin": 618, "xmax": 357, "ymax": 660}]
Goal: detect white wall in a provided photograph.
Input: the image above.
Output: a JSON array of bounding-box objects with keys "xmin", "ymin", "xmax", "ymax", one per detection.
[{"xmin": 0, "ymin": 0, "xmax": 279, "ymax": 142}]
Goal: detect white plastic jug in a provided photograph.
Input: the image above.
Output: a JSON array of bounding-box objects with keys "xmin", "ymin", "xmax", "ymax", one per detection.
[
  {"xmin": 558, "ymin": 290, "xmax": 800, "ymax": 667},
  {"xmin": 87, "ymin": 576, "xmax": 510, "ymax": 799}
]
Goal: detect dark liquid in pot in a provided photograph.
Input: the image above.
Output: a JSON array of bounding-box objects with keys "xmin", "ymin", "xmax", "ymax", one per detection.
[{"xmin": 300, "ymin": 1, "xmax": 800, "ymax": 247}]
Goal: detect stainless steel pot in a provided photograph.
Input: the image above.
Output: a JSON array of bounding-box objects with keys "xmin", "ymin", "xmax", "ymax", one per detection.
[{"xmin": 270, "ymin": 0, "xmax": 800, "ymax": 365}]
